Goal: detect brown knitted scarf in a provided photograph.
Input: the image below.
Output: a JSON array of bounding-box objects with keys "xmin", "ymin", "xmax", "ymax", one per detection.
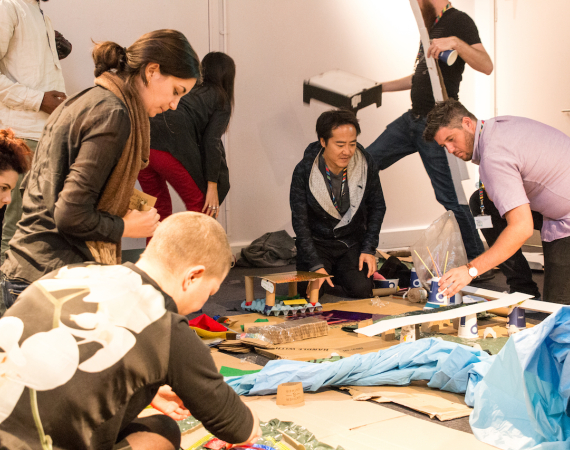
[{"xmin": 86, "ymin": 72, "xmax": 150, "ymax": 264}]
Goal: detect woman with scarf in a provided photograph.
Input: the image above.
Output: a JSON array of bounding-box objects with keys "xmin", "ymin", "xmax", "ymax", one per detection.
[
  {"xmin": 139, "ymin": 52, "xmax": 235, "ymax": 221},
  {"xmin": 1, "ymin": 29, "xmax": 200, "ymax": 306}
]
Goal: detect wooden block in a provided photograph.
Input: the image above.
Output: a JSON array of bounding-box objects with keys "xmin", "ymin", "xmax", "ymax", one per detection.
[
  {"xmin": 382, "ymin": 329, "xmax": 396, "ymax": 341},
  {"xmin": 358, "ymin": 319, "xmax": 373, "ymax": 338}
]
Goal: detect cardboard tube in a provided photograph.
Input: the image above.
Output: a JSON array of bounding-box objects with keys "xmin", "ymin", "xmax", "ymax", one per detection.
[
  {"xmin": 245, "ymin": 276, "xmax": 254, "ymax": 305},
  {"xmin": 266, "ymin": 290, "xmax": 276, "ymax": 307},
  {"xmin": 309, "ymin": 280, "xmax": 319, "ymax": 305},
  {"xmin": 288, "ymin": 281, "xmax": 298, "ymax": 298},
  {"xmin": 372, "ymin": 287, "xmax": 398, "ymax": 297},
  {"xmin": 276, "ymin": 382, "xmax": 304, "ymax": 406}
]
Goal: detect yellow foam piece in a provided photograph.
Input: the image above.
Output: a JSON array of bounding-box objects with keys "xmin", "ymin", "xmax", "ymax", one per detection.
[
  {"xmin": 186, "ymin": 433, "xmax": 213, "ymax": 450},
  {"xmin": 283, "ymin": 299, "xmax": 308, "ymax": 305},
  {"xmin": 189, "ymin": 327, "xmax": 228, "ymax": 339}
]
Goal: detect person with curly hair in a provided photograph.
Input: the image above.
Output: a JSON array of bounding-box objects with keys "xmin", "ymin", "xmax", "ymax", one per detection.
[{"xmin": 0, "ymin": 129, "xmax": 31, "ymax": 209}]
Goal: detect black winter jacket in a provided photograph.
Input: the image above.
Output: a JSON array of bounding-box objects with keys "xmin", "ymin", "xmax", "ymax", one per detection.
[{"xmin": 290, "ymin": 141, "xmax": 386, "ymax": 270}]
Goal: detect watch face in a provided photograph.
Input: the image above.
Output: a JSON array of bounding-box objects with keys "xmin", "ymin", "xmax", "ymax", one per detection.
[{"xmin": 469, "ymin": 267, "xmax": 478, "ymax": 277}]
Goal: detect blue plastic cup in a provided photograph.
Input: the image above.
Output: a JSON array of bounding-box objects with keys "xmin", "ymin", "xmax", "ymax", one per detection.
[
  {"xmin": 427, "ymin": 277, "xmax": 449, "ymax": 306},
  {"xmin": 410, "ymin": 268, "xmax": 421, "ymax": 289},
  {"xmin": 458, "ymin": 313, "xmax": 478, "ymax": 339},
  {"xmin": 449, "ymin": 291, "xmax": 463, "ymax": 305},
  {"xmin": 507, "ymin": 306, "xmax": 526, "ymax": 328},
  {"xmin": 439, "ymin": 49, "xmax": 457, "ymax": 66},
  {"xmin": 375, "ymin": 278, "xmax": 398, "ymax": 289}
]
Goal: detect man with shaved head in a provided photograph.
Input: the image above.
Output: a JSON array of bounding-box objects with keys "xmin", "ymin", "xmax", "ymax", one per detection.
[{"xmin": 0, "ymin": 212, "xmax": 260, "ymax": 450}]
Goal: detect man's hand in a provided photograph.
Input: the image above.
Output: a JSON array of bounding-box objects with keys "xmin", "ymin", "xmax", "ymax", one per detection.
[
  {"xmin": 150, "ymin": 385, "xmax": 190, "ymax": 421},
  {"xmin": 306, "ymin": 267, "xmax": 334, "ymax": 295},
  {"xmin": 359, "ymin": 253, "xmax": 376, "ymax": 278},
  {"xmin": 40, "ymin": 91, "xmax": 67, "ymax": 114},
  {"xmin": 427, "ymin": 36, "xmax": 459, "ymax": 60},
  {"xmin": 122, "ymin": 207, "xmax": 160, "ymax": 238},
  {"xmin": 438, "ymin": 265, "xmax": 472, "ymax": 298}
]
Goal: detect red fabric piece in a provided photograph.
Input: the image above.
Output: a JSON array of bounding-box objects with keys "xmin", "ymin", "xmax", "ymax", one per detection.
[
  {"xmin": 204, "ymin": 438, "xmax": 228, "ymax": 449},
  {"xmin": 138, "ymin": 149, "xmax": 206, "ymax": 220},
  {"xmin": 188, "ymin": 314, "xmax": 228, "ymax": 332}
]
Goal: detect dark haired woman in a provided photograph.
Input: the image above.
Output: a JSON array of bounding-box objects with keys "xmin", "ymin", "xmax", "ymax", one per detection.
[
  {"xmin": 1, "ymin": 30, "xmax": 200, "ymax": 298},
  {"xmin": 0, "ymin": 129, "xmax": 32, "ymax": 210},
  {"xmin": 139, "ymin": 51, "xmax": 235, "ymax": 221}
]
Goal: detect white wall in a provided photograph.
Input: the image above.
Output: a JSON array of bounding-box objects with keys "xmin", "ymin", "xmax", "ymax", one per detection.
[
  {"xmin": 41, "ymin": 0, "xmax": 495, "ymax": 252},
  {"xmin": 494, "ymin": 0, "xmax": 570, "ymax": 135},
  {"xmin": 225, "ymin": 0, "xmax": 495, "ymax": 250}
]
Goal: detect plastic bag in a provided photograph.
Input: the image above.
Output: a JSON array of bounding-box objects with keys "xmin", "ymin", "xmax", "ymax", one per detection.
[
  {"xmin": 409, "ymin": 211, "xmax": 468, "ymax": 288},
  {"xmin": 470, "ymin": 306, "xmax": 570, "ymax": 449}
]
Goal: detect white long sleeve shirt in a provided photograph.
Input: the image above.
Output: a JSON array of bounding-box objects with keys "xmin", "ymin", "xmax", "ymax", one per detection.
[{"xmin": 0, "ymin": 0, "xmax": 66, "ymax": 140}]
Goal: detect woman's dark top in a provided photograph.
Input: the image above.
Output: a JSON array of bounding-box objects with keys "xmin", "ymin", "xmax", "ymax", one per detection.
[
  {"xmin": 149, "ymin": 84, "xmax": 230, "ymax": 203},
  {"xmin": 2, "ymin": 86, "xmax": 130, "ymax": 283}
]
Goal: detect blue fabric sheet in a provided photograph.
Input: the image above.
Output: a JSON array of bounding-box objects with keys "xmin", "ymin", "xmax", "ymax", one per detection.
[
  {"xmin": 470, "ymin": 306, "xmax": 570, "ymax": 450},
  {"xmin": 226, "ymin": 338, "xmax": 491, "ymax": 396}
]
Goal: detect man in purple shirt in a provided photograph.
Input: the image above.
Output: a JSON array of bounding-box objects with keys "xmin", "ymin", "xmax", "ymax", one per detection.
[{"xmin": 423, "ymin": 99, "xmax": 570, "ymax": 304}]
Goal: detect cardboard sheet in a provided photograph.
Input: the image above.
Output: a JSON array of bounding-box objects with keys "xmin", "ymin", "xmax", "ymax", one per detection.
[
  {"xmin": 242, "ymin": 390, "xmax": 495, "ymax": 450},
  {"xmin": 342, "ymin": 381, "xmax": 472, "ymax": 421}
]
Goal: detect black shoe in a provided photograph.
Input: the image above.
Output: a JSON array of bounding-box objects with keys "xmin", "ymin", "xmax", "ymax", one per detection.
[{"xmin": 472, "ymin": 269, "xmax": 495, "ymax": 282}]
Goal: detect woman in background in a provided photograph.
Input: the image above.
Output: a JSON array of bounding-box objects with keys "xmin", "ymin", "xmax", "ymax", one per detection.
[
  {"xmin": 0, "ymin": 129, "xmax": 31, "ymax": 210},
  {"xmin": 140, "ymin": 51, "xmax": 235, "ymax": 220}
]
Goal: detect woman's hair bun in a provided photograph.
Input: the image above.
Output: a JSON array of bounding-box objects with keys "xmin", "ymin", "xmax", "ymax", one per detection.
[{"xmin": 92, "ymin": 41, "xmax": 128, "ymax": 77}]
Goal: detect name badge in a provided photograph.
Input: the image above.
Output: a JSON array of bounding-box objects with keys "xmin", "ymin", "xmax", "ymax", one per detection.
[{"xmin": 475, "ymin": 215, "xmax": 493, "ymax": 229}]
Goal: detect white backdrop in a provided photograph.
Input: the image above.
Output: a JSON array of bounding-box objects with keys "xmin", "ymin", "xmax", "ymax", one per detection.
[{"xmin": 42, "ymin": 0, "xmax": 494, "ymax": 252}]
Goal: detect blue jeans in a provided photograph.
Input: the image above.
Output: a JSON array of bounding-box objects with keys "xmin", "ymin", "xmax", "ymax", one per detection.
[
  {"xmin": 366, "ymin": 111, "xmax": 485, "ymax": 260},
  {"xmin": 1, "ymin": 275, "xmax": 30, "ymax": 312}
]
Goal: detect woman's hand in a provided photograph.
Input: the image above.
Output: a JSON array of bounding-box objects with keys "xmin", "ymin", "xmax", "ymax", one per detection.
[
  {"xmin": 202, "ymin": 181, "xmax": 220, "ymax": 218},
  {"xmin": 306, "ymin": 267, "xmax": 334, "ymax": 295},
  {"xmin": 150, "ymin": 385, "xmax": 190, "ymax": 421},
  {"xmin": 122, "ymin": 208, "xmax": 160, "ymax": 238}
]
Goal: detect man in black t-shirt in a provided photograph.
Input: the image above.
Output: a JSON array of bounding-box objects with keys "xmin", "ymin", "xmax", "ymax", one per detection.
[{"xmin": 366, "ymin": 0, "xmax": 493, "ymax": 266}]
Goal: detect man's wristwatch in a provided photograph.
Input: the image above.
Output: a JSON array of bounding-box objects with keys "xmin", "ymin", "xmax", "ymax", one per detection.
[{"xmin": 466, "ymin": 263, "xmax": 478, "ymax": 279}]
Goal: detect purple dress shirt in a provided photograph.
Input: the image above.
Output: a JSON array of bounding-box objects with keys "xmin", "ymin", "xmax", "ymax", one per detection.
[{"xmin": 472, "ymin": 116, "xmax": 570, "ymax": 242}]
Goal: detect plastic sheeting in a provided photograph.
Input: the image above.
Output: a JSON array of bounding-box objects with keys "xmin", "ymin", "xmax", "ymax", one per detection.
[
  {"xmin": 470, "ymin": 306, "xmax": 570, "ymax": 450},
  {"xmin": 226, "ymin": 338, "xmax": 491, "ymax": 396}
]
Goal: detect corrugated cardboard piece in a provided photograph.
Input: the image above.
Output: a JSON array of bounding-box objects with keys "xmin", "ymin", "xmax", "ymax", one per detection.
[
  {"xmin": 342, "ymin": 381, "xmax": 472, "ymax": 421},
  {"xmin": 238, "ymin": 298, "xmax": 422, "ymax": 360}
]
